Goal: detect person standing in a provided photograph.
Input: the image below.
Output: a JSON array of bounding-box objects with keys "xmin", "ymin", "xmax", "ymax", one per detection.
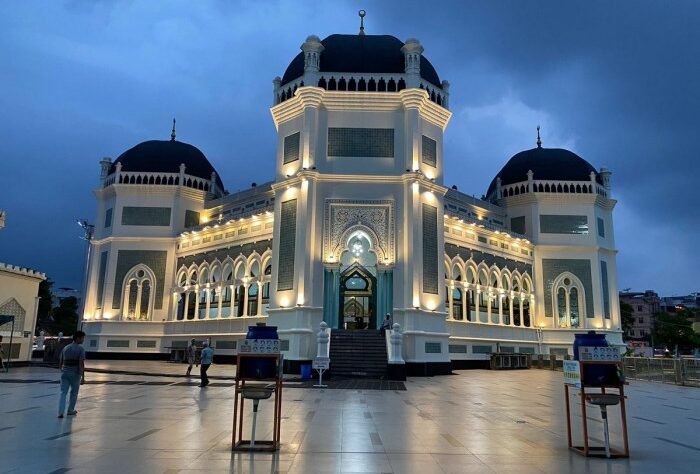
[
  {"xmin": 380, "ymin": 313, "xmax": 393, "ymax": 336},
  {"xmin": 199, "ymin": 341, "xmax": 214, "ymax": 388},
  {"xmin": 58, "ymin": 331, "xmax": 86, "ymax": 418},
  {"xmin": 185, "ymin": 338, "xmax": 197, "ymax": 376}
]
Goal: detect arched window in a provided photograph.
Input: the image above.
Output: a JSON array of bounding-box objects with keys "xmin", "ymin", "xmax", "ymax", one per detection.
[
  {"xmin": 553, "ymin": 275, "xmax": 584, "ymax": 328},
  {"xmin": 221, "ymin": 266, "xmax": 233, "ymax": 318},
  {"xmin": 247, "ymin": 283, "xmax": 259, "ymax": 316},
  {"xmin": 121, "ymin": 265, "xmax": 156, "ymax": 321},
  {"xmin": 478, "ymin": 270, "xmax": 489, "ymax": 322},
  {"xmin": 452, "ymin": 287, "xmax": 463, "ymax": 320}
]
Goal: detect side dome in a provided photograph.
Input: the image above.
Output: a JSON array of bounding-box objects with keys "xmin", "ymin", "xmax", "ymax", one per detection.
[
  {"xmin": 281, "ymin": 34, "xmax": 441, "ymax": 87},
  {"xmin": 110, "ymin": 139, "xmax": 224, "ymax": 191},
  {"xmin": 486, "ymin": 146, "xmax": 601, "ymax": 198}
]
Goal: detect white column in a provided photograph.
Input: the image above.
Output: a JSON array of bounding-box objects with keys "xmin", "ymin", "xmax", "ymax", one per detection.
[
  {"xmin": 447, "ymin": 284, "xmax": 454, "ymax": 320},
  {"xmin": 217, "ymin": 286, "xmax": 223, "ymax": 318},
  {"xmin": 256, "ymin": 281, "xmax": 263, "ymax": 316}
]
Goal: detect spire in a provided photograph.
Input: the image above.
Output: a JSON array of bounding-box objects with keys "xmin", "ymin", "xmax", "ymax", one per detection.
[
  {"xmin": 358, "ymin": 10, "xmax": 366, "ymax": 36},
  {"xmin": 171, "ymin": 118, "xmax": 176, "ymax": 141},
  {"xmin": 536, "ymin": 125, "xmax": 542, "ymax": 148}
]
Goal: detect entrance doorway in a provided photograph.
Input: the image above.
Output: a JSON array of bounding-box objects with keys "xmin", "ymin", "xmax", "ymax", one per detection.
[{"xmin": 339, "ymin": 264, "xmax": 376, "ymax": 330}]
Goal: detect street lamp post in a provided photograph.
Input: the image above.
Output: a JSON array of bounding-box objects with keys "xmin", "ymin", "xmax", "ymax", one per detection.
[{"xmin": 76, "ymin": 219, "xmax": 94, "ymax": 331}]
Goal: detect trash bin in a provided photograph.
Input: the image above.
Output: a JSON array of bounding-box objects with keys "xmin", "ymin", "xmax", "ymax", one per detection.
[{"xmin": 300, "ymin": 363, "xmax": 312, "ymax": 380}]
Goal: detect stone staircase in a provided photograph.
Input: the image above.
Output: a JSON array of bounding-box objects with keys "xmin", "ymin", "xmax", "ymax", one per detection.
[{"xmin": 329, "ymin": 330, "xmax": 388, "ymax": 379}]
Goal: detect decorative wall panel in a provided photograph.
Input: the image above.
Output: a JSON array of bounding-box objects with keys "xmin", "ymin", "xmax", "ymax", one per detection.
[
  {"xmin": 277, "ymin": 199, "xmax": 297, "ymax": 291},
  {"xmin": 324, "ymin": 200, "xmax": 395, "ymax": 262},
  {"xmin": 112, "ymin": 250, "xmax": 167, "ymax": 310},
  {"xmin": 601, "ymin": 260, "xmax": 610, "ymax": 319},
  {"xmin": 422, "ymin": 135, "xmax": 437, "ymax": 167},
  {"xmin": 539, "ymin": 215, "xmax": 588, "ymax": 234},
  {"xmin": 283, "ymin": 132, "xmax": 300, "ymax": 164},
  {"xmin": 542, "ymin": 258, "xmax": 593, "ymax": 318},
  {"xmin": 422, "ymin": 203, "xmax": 439, "ymax": 294},
  {"xmin": 327, "ymin": 128, "xmax": 394, "ymax": 157},
  {"xmin": 96, "ymin": 250, "xmax": 108, "ymax": 309},
  {"xmin": 184, "ymin": 210, "xmax": 200, "ymax": 229},
  {"xmin": 121, "ymin": 207, "xmax": 171, "ymax": 226}
]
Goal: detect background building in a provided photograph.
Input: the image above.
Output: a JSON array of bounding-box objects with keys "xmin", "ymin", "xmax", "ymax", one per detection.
[
  {"xmin": 80, "ymin": 24, "xmax": 623, "ymax": 374},
  {"xmin": 620, "ymin": 290, "xmax": 660, "ymax": 344},
  {"xmin": 0, "ymin": 210, "xmax": 46, "ymax": 363}
]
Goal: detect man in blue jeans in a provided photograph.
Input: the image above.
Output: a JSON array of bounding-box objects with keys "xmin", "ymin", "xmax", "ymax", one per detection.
[
  {"xmin": 58, "ymin": 331, "xmax": 86, "ymax": 418},
  {"xmin": 199, "ymin": 341, "xmax": 214, "ymax": 388}
]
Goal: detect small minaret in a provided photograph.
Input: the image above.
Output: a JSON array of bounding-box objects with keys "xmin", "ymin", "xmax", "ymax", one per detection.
[
  {"xmin": 599, "ymin": 167, "xmax": 612, "ymax": 195},
  {"xmin": 99, "ymin": 157, "xmax": 112, "ymax": 186},
  {"xmin": 301, "ymin": 35, "xmax": 324, "ymax": 87},
  {"xmin": 273, "ymin": 76, "xmax": 281, "ymax": 105},
  {"xmin": 536, "ymin": 125, "xmax": 542, "ymax": 148},
  {"xmin": 171, "ymin": 118, "xmax": 177, "ymax": 141},
  {"xmin": 401, "ymin": 38, "xmax": 424, "ymax": 88}
]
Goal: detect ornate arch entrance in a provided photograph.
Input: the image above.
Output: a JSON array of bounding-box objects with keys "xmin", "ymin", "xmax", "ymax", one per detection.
[{"xmin": 339, "ymin": 263, "xmax": 377, "ymax": 330}]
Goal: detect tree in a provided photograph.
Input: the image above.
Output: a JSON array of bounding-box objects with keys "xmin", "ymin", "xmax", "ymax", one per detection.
[
  {"xmin": 51, "ymin": 296, "xmax": 79, "ymax": 336},
  {"xmin": 620, "ymin": 302, "xmax": 635, "ymax": 341},
  {"xmin": 35, "ymin": 278, "xmax": 54, "ymax": 334},
  {"xmin": 652, "ymin": 309, "xmax": 700, "ymax": 353}
]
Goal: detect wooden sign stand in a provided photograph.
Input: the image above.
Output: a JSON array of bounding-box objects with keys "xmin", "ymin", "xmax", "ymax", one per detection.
[
  {"xmin": 231, "ymin": 353, "xmax": 283, "ymax": 452},
  {"xmin": 565, "ymin": 360, "xmax": 629, "ymax": 458}
]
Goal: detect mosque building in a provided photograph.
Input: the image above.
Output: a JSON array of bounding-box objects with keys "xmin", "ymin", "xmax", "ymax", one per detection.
[{"xmin": 81, "ymin": 18, "xmax": 622, "ymax": 375}]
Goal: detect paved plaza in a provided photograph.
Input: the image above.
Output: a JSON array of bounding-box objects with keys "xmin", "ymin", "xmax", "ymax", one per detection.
[{"xmin": 1, "ymin": 362, "xmax": 699, "ymax": 474}]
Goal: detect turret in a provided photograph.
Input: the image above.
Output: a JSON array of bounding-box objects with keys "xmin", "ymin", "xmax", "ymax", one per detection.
[{"xmin": 401, "ymin": 38, "xmax": 423, "ymax": 88}]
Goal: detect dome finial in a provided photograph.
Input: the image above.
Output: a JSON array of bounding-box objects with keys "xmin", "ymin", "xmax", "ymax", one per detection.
[
  {"xmin": 358, "ymin": 10, "xmax": 366, "ymax": 36},
  {"xmin": 171, "ymin": 118, "xmax": 176, "ymax": 141},
  {"xmin": 536, "ymin": 125, "xmax": 542, "ymax": 148}
]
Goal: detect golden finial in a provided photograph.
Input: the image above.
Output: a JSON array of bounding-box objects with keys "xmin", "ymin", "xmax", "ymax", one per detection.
[
  {"xmin": 536, "ymin": 125, "xmax": 542, "ymax": 148},
  {"xmin": 171, "ymin": 118, "xmax": 176, "ymax": 141},
  {"xmin": 359, "ymin": 10, "xmax": 366, "ymax": 36}
]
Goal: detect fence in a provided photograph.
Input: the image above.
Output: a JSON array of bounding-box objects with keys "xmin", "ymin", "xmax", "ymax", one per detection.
[{"xmin": 623, "ymin": 357, "xmax": 700, "ymax": 387}]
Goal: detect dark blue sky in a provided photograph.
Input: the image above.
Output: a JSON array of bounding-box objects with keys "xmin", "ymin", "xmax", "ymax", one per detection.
[{"xmin": 0, "ymin": 1, "xmax": 698, "ymax": 295}]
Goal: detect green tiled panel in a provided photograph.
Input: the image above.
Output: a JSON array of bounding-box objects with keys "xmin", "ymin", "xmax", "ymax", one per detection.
[
  {"xmin": 542, "ymin": 259, "xmax": 593, "ymax": 318},
  {"xmin": 277, "ymin": 199, "xmax": 297, "ymax": 291},
  {"xmin": 327, "ymin": 128, "xmax": 394, "ymax": 157},
  {"xmin": 539, "ymin": 215, "xmax": 588, "ymax": 234},
  {"xmin": 472, "ymin": 345, "xmax": 492, "ymax": 354},
  {"xmin": 283, "ymin": 132, "xmax": 300, "ymax": 164},
  {"xmin": 96, "ymin": 250, "xmax": 108, "ymax": 309},
  {"xmin": 425, "ymin": 342, "xmax": 442, "ymax": 353},
  {"xmin": 112, "ymin": 250, "xmax": 167, "ymax": 310},
  {"xmin": 121, "ymin": 206, "xmax": 171, "ymax": 226},
  {"xmin": 448, "ymin": 344, "xmax": 467, "ymax": 353},
  {"xmin": 422, "ymin": 204, "xmax": 439, "ymax": 294},
  {"xmin": 601, "ymin": 260, "xmax": 610, "ymax": 319},
  {"xmin": 104, "ymin": 208, "xmax": 113, "ymax": 228},
  {"xmin": 184, "ymin": 210, "xmax": 200, "ymax": 228},
  {"xmin": 510, "ymin": 216, "xmax": 525, "ymax": 235},
  {"xmin": 422, "ymin": 135, "xmax": 437, "ymax": 167}
]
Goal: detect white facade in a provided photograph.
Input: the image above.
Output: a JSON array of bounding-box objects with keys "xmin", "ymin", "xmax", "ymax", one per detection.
[{"xmin": 81, "ymin": 30, "xmax": 623, "ymax": 373}]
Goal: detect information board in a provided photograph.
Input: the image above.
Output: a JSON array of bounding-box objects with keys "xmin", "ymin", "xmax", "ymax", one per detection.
[
  {"xmin": 313, "ymin": 357, "xmax": 330, "ymax": 370},
  {"xmin": 563, "ymin": 360, "xmax": 581, "ymax": 388},
  {"xmin": 578, "ymin": 346, "xmax": 621, "ymax": 362}
]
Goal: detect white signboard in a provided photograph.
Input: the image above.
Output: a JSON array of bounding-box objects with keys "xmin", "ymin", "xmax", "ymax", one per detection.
[
  {"xmin": 563, "ymin": 360, "xmax": 581, "ymax": 388},
  {"xmin": 313, "ymin": 357, "xmax": 330, "ymax": 370},
  {"xmin": 578, "ymin": 346, "xmax": 621, "ymax": 362}
]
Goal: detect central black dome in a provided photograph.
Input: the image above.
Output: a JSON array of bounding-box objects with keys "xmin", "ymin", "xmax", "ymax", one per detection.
[
  {"xmin": 110, "ymin": 140, "xmax": 224, "ymax": 191},
  {"xmin": 281, "ymin": 34, "xmax": 441, "ymax": 87},
  {"xmin": 486, "ymin": 147, "xmax": 601, "ymax": 197}
]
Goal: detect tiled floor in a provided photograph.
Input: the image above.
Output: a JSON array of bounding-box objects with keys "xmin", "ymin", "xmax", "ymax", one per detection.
[{"xmin": 1, "ymin": 362, "xmax": 699, "ymax": 473}]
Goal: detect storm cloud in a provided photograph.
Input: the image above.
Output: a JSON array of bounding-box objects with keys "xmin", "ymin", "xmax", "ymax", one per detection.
[{"xmin": 0, "ymin": 0, "xmax": 697, "ymax": 294}]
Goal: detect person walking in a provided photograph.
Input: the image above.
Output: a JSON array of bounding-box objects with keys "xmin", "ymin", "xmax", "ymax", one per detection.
[
  {"xmin": 199, "ymin": 341, "xmax": 214, "ymax": 388},
  {"xmin": 58, "ymin": 331, "xmax": 86, "ymax": 418},
  {"xmin": 185, "ymin": 338, "xmax": 197, "ymax": 376}
]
